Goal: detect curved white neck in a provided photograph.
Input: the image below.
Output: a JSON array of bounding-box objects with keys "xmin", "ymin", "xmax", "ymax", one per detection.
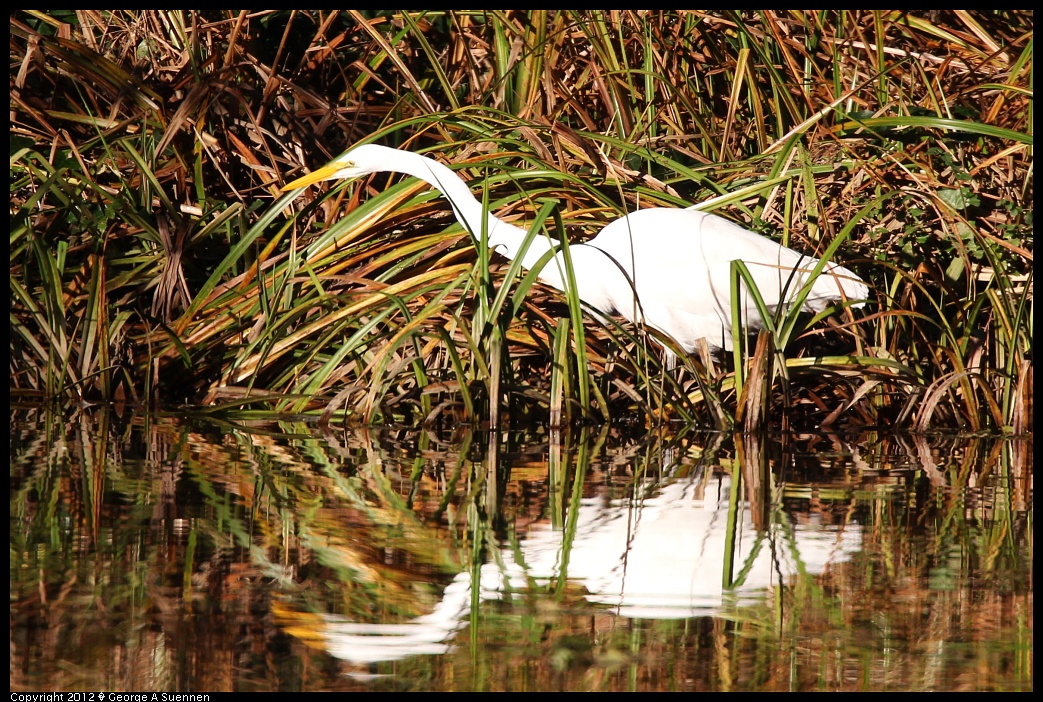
[{"xmin": 394, "ymin": 154, "xmax": 557, "ymax": 272}]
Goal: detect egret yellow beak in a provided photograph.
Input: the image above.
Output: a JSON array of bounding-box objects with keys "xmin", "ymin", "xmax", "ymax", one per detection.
[{"xmin": 281, "ymin": 162, "xmax": 348, "ymax": 191}]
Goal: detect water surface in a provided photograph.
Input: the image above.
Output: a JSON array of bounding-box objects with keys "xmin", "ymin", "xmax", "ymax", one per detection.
[{"xmin": 9, "ymin": 409, "xmax": 1032, "ymax": 691}]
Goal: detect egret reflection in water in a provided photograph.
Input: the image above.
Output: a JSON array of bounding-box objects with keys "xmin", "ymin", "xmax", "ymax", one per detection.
[{"xmin": 298, "ymin": 470, "xmax": 861, "ymax": 666}]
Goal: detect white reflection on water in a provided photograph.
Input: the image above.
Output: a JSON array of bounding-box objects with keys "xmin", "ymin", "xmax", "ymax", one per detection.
[{"xmin": 318, "ymin": 472, "xmax": 861, "ymax": 665}]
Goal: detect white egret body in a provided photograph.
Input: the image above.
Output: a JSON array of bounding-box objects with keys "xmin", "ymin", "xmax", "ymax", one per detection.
[{"xmin": 283, "ymin": 144, "xmax": 867, "ymax": 352}]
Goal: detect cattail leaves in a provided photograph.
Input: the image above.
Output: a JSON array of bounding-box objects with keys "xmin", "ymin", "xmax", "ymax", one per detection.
[{"xmin": 10, "ymin": 11, "xmax": 1032, "ymax": 431}]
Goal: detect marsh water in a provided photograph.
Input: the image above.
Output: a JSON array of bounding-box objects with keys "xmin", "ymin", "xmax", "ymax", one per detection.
[{"xmin": 9, "ymin": 409, "xmax": 1032, "ymax": 692}]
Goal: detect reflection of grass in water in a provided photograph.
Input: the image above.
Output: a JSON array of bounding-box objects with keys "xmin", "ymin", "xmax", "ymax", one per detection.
[{"xmin": 8, "ymin": 405, "xmax": 1032, "ymax": 690}]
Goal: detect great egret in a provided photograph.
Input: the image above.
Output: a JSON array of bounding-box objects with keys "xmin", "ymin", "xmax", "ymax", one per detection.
[{"xmin": 283, "ymin": 144, "xmax": 867, "ymax": 354}]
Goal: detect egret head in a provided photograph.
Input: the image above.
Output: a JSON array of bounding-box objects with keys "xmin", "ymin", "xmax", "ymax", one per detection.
[{"xmin": 281, "ymin": 144, "xmax": 388, "ymax": 191}]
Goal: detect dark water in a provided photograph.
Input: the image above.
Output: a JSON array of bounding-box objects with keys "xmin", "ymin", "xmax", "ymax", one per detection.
[{"xmin": 9, "ymin": 409, "xmax": 1032, "ymax": 691}]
